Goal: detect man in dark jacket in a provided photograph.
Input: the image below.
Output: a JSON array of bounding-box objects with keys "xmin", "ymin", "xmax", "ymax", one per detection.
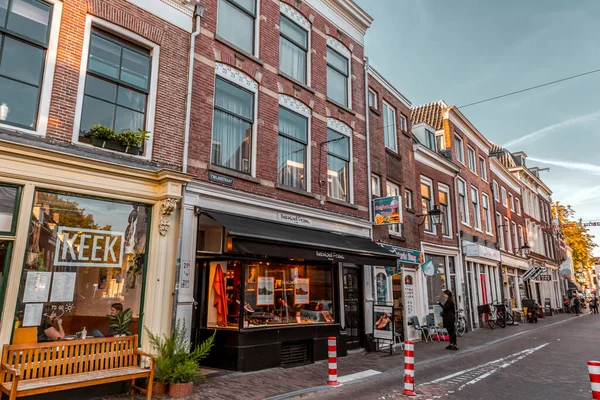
[{"xmin": 441, "ymin": 290, "xmax": 458, "ymax": 350}]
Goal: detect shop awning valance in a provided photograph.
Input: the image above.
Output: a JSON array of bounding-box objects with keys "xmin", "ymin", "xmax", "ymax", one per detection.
[{"xmin": 201, "ymin": 210, "xmax": 397, "ymax": 266}]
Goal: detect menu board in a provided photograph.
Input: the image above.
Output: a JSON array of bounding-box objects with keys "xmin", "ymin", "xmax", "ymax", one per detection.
[
  {"xmin": 22, "ymin": 303, "xmax": 44, "ymax": 327},
  {"xmin": 404, "ymin": 272, "xmax": 416, "ymax": 316},
  {"xmin": 50, "ymin": 272, "xmax": 77, "ymax": 303},
  {"xmin": 294, "ymin": 278, "xmax": 310, "ymax": 304},
  {"xmin": 23, "ymin": 272, "xmax": 51, "ymax": 303}
]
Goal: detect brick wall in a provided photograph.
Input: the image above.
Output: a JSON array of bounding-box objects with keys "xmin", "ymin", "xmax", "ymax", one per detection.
[
  {"xmin": 188, "ymin": 0, "xmax": 369, "ymax": 220},
  {"xmin": 45, "ymin": 0, "xmax": 190, "ymax": 169}
]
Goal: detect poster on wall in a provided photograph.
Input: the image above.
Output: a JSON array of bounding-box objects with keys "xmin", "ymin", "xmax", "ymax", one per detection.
[
  {"xmin": 23, "ymin": 271, "xmax": 51, "ymax": 303},
  {"xmin": 404, "ymin": 272, "xmax": 415, "ymax": 317},
  {"xmin": 50, "ymin": 272, "xmax": 77, "ymax": 303},
  {"xmin": 373, "ymin": 304, "xmax": 394, "ymax": 341},
  {"xmin": 294, "ymin": 278, "xmax": 310, "ymax": 304},
  {"xmin": 257, "ymin": 277, "xmax": 275, "ymax": 306},
  {"xmin": 433, "ymin": 304, "xmax": 443, "ymax": 328}
]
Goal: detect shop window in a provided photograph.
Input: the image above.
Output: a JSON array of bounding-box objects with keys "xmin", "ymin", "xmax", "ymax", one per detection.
[
  {"xmin": 0, "ymin": 0, "xmax": 52, "ymax": 130},
  {"xmin": 0, "ymin": 184, "xmax": 20, "ymax": 325},
  {"xmin": 14, "ymin": 191, "xmax": 149, "ymax": 342},
  {"xmin": 207, "ymin": 261, "xmax": 335, "ymax": 329},
  {"xmin": 78, "ymin": 30, "xmax": 151, "ymax": 155},
  {"xmin": 279, "ymin": 14, "xmax": 308, "ymax": 84},
  {"xmin": 211, "ymin": 77, "xmax": 254, "ymax": 173},
  {"xmin": 217, "ymin": 0, "xmax": 256, "ymax": 54},
  {"xmin": 326, "ymin": 128, "xmax": 350, "ymax": 202},
  {"xmin": 278, "ymin": 107, "xmax": 307, "ymax": 190},
  {"xmin": 425, "ymin": 255, "xmax": 446, "ymax": 309}
]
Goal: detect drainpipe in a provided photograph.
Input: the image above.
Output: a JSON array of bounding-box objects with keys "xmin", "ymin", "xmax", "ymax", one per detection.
[
  {"xmin": 182, "ymin": 4, "xmax": 204, "ymax": 173},
  {"xmin": 172, "ymin": 5, "xmax": 203, "ymax": 335},
  {"xmin": 364, "ymin": 57, "xmax": 373, "ymax": 238}
]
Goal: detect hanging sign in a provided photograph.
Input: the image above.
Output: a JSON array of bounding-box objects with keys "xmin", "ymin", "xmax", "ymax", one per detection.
[{"xmin": 373, "ymin": 196, "xmax": 402, "ymax": 225}]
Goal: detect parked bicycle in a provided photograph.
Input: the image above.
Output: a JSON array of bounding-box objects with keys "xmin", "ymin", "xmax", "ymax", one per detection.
[
  {"xmin": 455, "ymin": 308, "xmax": 467, "ymax": 337},
  {"xmin": 493, "ymin": 302, "xmax": 514, "ymax": 327},
  {"xmin": 477, "ymin": 303, "xmax": 504, "ymax": 329}
]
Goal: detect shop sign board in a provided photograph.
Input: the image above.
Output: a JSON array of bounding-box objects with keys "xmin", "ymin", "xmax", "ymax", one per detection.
[
  {"xmin": 208, "ymin": 172, "xmax": 234, "ymax": 185},
  {"xmin": 315, "ymin": 250, "xmax": 345, "ymax": 261},
  {"xmin": 539, "ymin": 274, "xmax": 552, "ymax": 281},
  {"xmin": 464, "ymin": 243, "xmax": 501, "ymax": 262},
  {"xmin": 54, "ymin": 228, "xmax": 125, "ymax": 268},
  {"xmin": 378, "ymin": 244, "xmax": 423, "ymax": 265},
  {"xmin": 373, "ymin": 196, "xmax": 402, "ymax": 225},
  {"xmin": 277, "ymin": 212, "xmax": 311, "ymax": 226},
  {"xmin": 373, "ymin": 304, "xmax": 394, "ymax": 341}
]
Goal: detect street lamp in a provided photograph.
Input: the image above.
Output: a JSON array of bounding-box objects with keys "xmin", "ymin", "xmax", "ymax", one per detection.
[
  {"xmin": 417, "ymin": 205, "xmax": 442, "ymax": 226},
  {"xmin": 520, "ymin": 243, "xmax": 531, "ymax": 258}
]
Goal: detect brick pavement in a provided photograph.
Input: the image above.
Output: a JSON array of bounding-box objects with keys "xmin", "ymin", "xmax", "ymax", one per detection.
[{"xmin": 93, "ymin": 312, "xmax": 580, "ymax": 400}]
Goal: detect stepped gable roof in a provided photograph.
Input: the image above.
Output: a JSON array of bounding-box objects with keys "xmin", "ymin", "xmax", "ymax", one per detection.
[
  {"xmin": 411, "ymin": 101, "xmax": 445, "ymax": 131},
  {"xmin": 489, "ymin": 142, "xmax": 517, "ymax": 169}
]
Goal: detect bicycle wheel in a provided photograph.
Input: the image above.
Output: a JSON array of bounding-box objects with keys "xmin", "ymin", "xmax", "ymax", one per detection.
[
  {"xmin": 497, "ymin": 312, "xmax": 506, "ymax": 328},
  {"xmin": 505, "ymin": 312, "xmax": 514, "ymax": 326},
  {"xmin": 486, "ymin": 312, "xmax": 495, "ymax": 329},
  {"xmin": 456, "ymin": 318, "xmax": 466, "ymax": 337}
]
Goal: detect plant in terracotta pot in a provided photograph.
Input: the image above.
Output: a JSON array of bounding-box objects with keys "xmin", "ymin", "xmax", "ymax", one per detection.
[{"xmin": 107, "ymin": 308, "xmax": 133, "ymax": 336}]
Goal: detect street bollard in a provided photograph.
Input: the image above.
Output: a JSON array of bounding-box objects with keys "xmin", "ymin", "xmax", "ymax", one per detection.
[
  {"xmin": 402, "ymin": 340, "xmax": 417, "ymax": 397},
  {"xmin": 327, "ymin": 336, "xmax": 340, "ymax": 387},
  {"xmin": 588, "ymin": 360, "xmax": 600, "ymax": 399}
]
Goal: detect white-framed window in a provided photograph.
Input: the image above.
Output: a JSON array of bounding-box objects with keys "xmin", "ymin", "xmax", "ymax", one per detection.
[
  {"xmin": 421, "ymin": 178, "xmax": 434, "ymax": 233},
  {"xmin": 496, "ymin": 212, "xmax": 504, "ymax": 250},
  {"xmin": 436, "ymin": 134, "xmax": 445, "ymax": 151},
  {"xmin": 383, "ymin": 101, "xmax": 397, "ymax": 152},
  {"xmin": 458, "ymin": 178, "xmax": 469, "ymax": 224},
  {"xmin": 479, "ymin": 156, "xmax": 487, "ymax": 181},
  {"xmin": 509, "ymin": 193, "xmax": 515, "ymax": 212},
  {"xmin": 482, "ymin": 193, "xmax": 492, "ymax": 234},
  {"xmin": 326, "ymin": 42, "xmax": 349, "ymax": 107},
  {"xmin": 371, "ymin": 174, "xmax": 381, "ymax": 197},
  {"xmin": 439, "ymin": 184, "xmax": 452, "ymax": 237},
  {"xmin": 0, "ymin": 0, "xmax": 59, "ymax": 134},
  {"xmin": 279, "ymin": 14, "xmax": 308, "ymax": 84},
  {"xmin": 404, "ymin": 188, "xmax": 413, "ymax": 210},
  {"xmin": 368, "ymin": 89, "xmax": 377, "ymax": 109},
  {"xmin": 519, "ymin": 224, "xmax": 525, "ymax": 248},
  {"xmin": 327, "ymin": 118, "xmax": 352, "ymax": 202},
  {"xmin": 468, "ymin": 146, "xmax": 477, "ymax": 173},
  {"xmin": 455, "ymin": 135, "xmax": 465, "ymax": 164},
  {"xmin": 278, "ymin": 106, "xmax": 308, "ymax": 190},
  {"xmin": 501, "ymin": 187, "xmax": 507, "ymax": 208},
  {"xmin": 400, "ymin": 114, "xmax": 408, "ymax": 132},
  {"xmin": 387, "ymin": 181, "xmax": 401, "ymax": 234},
  {"xmin": 492, "ymin": 180, "xmax": 499, "ymax": 201},
  {"xmin": 425, "ymin": 129, "xmax": 437, "ymax": 152},
  {"xmin": 471, "ymin": 186, "xmax": 481, "ymax": 230},
  {"xmin": 72, "ymin": 16, "xmax": 160, "ymax": 159},
  {"xmin": 512, "ymin": 222, "xmax": 518, "ymax": 254},
  {"xmin": 217, "ymin": 0, "xmax": 257, "ymax": 54},
  {"xmin": 505, "ymin": 217, "xmax": 512, "ymax": 252}
]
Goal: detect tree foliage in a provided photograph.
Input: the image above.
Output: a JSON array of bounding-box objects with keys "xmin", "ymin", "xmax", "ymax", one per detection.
[{"xmin": 553, "ymin": 202, "xmax": 597, "ymax": 274}]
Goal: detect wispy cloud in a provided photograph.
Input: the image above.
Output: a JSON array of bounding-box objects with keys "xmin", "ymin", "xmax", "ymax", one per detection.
[
  {"xmin": 527, "ymin": 156, "xmax": 600, "ymax": 175},
  {"xmin": 560, "ymin": 184, "xmax": 600, "ymax": 206},
  {"xmin": 503, "ymin": 110, "xmax": 600, "ymax": 149}
]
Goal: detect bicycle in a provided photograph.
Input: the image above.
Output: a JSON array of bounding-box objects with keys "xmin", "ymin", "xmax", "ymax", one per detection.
[
  {"xmin": 494, "ymin": 301, "xmax": 515, "ymax": 326},
  {"xmin": 455, "ymin": 308, "xmax": 467, "ymax": 337},
  {"xmin": 477, "ymin": 303, "xmax": 504, "ymax": 329}
]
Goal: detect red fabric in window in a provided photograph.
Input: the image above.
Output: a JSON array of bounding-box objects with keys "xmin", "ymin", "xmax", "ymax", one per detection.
[{"xmin": 213, "ymin": 264, "xmax": 228, "ymax": 325}]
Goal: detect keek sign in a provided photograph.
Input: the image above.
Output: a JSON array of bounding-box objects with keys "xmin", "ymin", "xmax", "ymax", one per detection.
[{"xmin": 54, "ymin": 228, "xmax": 125, "ymax": 268}]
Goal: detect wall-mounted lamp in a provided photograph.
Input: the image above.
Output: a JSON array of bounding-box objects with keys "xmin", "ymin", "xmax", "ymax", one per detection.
[{"xmin": 417, "ymin": 205, "xmax": 442, "ymax": 227}]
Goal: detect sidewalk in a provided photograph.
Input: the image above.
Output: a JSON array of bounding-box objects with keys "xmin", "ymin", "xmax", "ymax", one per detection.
[{"xmin": 96, "ymin": 312, "xmax": 582, "ymax": 400}]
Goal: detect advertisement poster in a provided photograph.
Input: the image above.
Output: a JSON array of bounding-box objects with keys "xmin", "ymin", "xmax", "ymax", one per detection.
[
  {"xmin": 373, "ymin": 304, "xmax": 394, "ymax": 341},
  {"xmin": 294, "ymin": 278, "xmax": 310, "ymax": 304},
  {"xmin": 373, "ymin": 196, "xmax": 402, "ymax": 225},
  {"xmin": 433, "ymin": 304, "xmax": 444, "ymax": 328},
  {"xmin": 23, "ymin": 272, "xmax": 51, "ymax": 303},
  {"xmin": 256, "ymin": 277, "xmax": 275, "ymax": 306},
  {"xmin": 404, "ymin": 272, "xmax": 415, "ymax": 316}
]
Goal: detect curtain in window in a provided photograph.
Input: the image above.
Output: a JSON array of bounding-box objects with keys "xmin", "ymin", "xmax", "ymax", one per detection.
[
  {"xmin": 280, "ymin": 37, "xmax": 306, "ymax": 83},
  {"xmin": 278, "ymin": 108, "xmax": 307, "ymax": 189},
  {"xmin": 327, "ymin": 129, "xmax": 349, "ymax": 201}
]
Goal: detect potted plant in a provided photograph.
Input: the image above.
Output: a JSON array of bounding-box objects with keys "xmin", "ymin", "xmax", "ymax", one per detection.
[
  {"xmin": 107, "ymin": 308, "xmax": 133, "ymax": 336},
  {"xmin": 113, "ymin": 128, "xmax": 151, "ymax": 155},
  {"xmin": 145, "ymin": 321, "xmax": 215, "ymax": 398},
  {"xmin": 88, "ymin": 124, "xmax": 124, "ymax": 151}
]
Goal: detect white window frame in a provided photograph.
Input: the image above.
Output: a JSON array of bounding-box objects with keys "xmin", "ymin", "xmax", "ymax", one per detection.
[
  {"xmin": 479, "ymin": 156, "xmax": 487, "ymax": 181},
  {"xmin": 512, "ymin": 222, "xmax": 518, "ymax": 254},
  {"xmin": 400, "ymin": 114, "xmax": 408, "ymax": 132},
  {"xmin": 326, "ymin": 117, "xmax": 353, "ymax": 203},
  {"xmin": 505, "ymin": 216, "xmax": 512, "ymax": 252},
  {"xmin": 425, "ymin": 129, "xmax": 437, "ymax": 152},
  {"xmin": 492, "ymin": 180, "xmax": 499, "ymax": 202},
  {"xmin": 280, "ymin": 2, "xmax": 311, "ymax": 86},
  {"xmin": 368, "ymin": 89, "xmax": 377, "ymax": 109},
  {"xmin": 436, "ymin": 133, "xmax": 445, "ymax": 151},
  {"xmin": 326, "ymin": 36, "xmax": 352, "ymax": 108},
  {"xmin": 482, "ymin": 193, "xmax": 492, "ymax": 234},
  {"xmin": 382, "ymin": 100, "xmax": 397, "ymax": 152},
  {"xmin": 0, "ymin": 0, "xmax": 62, "ymax": 136},
  {"xmin": 467, "ymin": 146, "xmax": 477, "ymax": 174},
  {"xmin": 438, "ymin": 183, "xmax": 452, "ymax": 238},
  {"xmin": 501, "ymin": 187, "xmax": 507, "ymax": 208},
  {"xmin": 421, "ymin": 177, "xmax": 435, "ymax": 235},
  {"xmin": 404, "ymin": 188, "xmax": 413, "ymax": 210},
  {"xmin": 455, "ymin": 135, "xmax": 465, "ymax": 164},
  {"xmin": 216, "ymin": 0, "xmax": 260, "ymax": 57},
  {"xmin": 519, "ymin": 224, "xmax": 525, "ymax": 248},
  {"xmin": 509, "ymin": 193, "xmax": 515, "ymax": 212},
  {"xmin": 471, "ymin": 186, "xmax": 482, "ymax": 230},
  {"xmin": 496, "ymin": 212, "xmax": 505, "ymax": 251},
  {"xmin": 278, "ymin": 94, "xmax": 312, "ymax": 191},
  {"xmin": 386, "ymin": 181, "xmax": 401, "ymax": 235},
  {"xmin": 458, "ymin": 177, "xmax": 469, "ymax": 225},
  {"xmin": 371, "ymin": 174, "xmax": 381, "ymax": 197},
  {"xmin": 72, "ymin": 15, "xmax": 160, "ymax": 160}
]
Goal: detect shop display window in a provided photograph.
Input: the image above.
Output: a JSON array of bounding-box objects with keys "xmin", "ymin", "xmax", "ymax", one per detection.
[
  {"xmin": 425, "ymin": 255, "xmax": 447, "ymax": 308},
  {"xmin": 0, "ymin": 184, "xmax": 20, "ymax": 327},
  {"xmin": 207, "ymin": 261, "xmax": 335, "ymax": 329},
  {"xmin": 14, "ymin": 191, "xmax": 150, "ymax": 343}
]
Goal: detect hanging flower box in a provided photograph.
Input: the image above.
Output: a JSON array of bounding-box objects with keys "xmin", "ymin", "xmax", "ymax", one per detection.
[{"xmin": 88, "ymin": 125, "xmax": 150, "ymax": 156}]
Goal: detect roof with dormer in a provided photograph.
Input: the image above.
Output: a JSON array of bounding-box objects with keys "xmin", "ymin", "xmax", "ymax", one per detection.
[{"xmin": 411, "ymin": 101, "xmax": 445, "ymax": 131}]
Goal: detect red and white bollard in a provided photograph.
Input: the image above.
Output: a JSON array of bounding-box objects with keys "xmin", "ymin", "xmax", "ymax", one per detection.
[
  {"xmin": 327, "ymin": 336, "xmax": 340, "ymax": 386},
  {"xmin": 402, "ymin": 340, "xmax": 417, "ymax": 397},
  {"xmin": 588, "ymin": 361, "xmax": 600, "ymax": 399}
]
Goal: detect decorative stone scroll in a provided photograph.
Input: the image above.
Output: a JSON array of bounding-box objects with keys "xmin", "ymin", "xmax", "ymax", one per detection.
[{"xmin": 158, "ymin": 198, "xmax": 179, "ymax": 236}]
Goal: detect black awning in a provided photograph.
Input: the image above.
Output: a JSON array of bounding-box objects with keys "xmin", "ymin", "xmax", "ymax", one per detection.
[
  {"xmin": 202, "ymin": 210, "xmax": 397, "ymax": 265},
  {"xmin": 566, "ymin": 279, "xmax": 580, "ymax": 291}
]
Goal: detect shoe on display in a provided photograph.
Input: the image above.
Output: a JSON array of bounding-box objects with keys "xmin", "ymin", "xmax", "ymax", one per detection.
[
  {"xmin": 244, "ymin": 302, "xmax": 255, "ymax": 313},
  {"xmin": 296, "ymin": 288, "xmax": 308, "ymax": 295},
  {"xmin": 258, "ymin": 287, "xmax": 273, "ymax": 295}
]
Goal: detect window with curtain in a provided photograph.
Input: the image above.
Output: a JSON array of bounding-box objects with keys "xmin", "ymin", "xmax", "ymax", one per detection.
[
  {"xmin": 421, "ymin": 181, "xmax": 433, "ymax": 233},
  {"xmin": 386, "ymin": 182, "xmax": 400, "ymax": 234},
  {"xmin": 211, "ymin": 77, "xmax": 254, "ymax": 173},
  {"xmin": 493, "ymin": 180, "xmax": 499, "ymax": 201},
  {"xmin": 326, "ymin": 47, "xmax": 348, "ymax": 106},
  {"xmin": 279, "ymin": 15, "xmax": 307, "ymax": 84},
  {"xmin": 217, "ymin": 0, "xmax": 256, "ymax": 54},
  {"xmin": 278, "ymin": 107, "xmax": 307, "ymax": 190},
  {"xmin": 382, "ymin": 101, "xmax": 397, "ymax": 151},
  {"xmin": 458, "ymin": 178, "xmax": 468, "ymax": 224},
  {"xmin": 468, "ymin": 146, "xmax": 476, "ymax": 173},
  {"xmin": 471, "ymin": 187, "xmax": 481, "ymax": 229},
  {"xmin": 79, "ymin": 30, "xmax": 151, "ymax": 150},
  {"xmin": 439, "ymin": 188, "xmax": 450, "ymax": 236},
  {"xmin": 327, "ymin": 129, "xmax": 350, "ymax": 202},
  {"xmin": 482, "ymin": 193, "xmax": 492, "ymax": 233},
  {"xmin": 0, "ymin": 0, "xmax": 52, "ymax": 129},
  {"xmin": 371, "ymin": 174, "xmax": 380, "ymax": 197}
]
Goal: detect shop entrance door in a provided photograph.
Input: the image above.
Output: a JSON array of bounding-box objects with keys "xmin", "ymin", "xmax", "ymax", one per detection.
[{"xmin": 343, "ymin": 267, "xmax": 363, "ymax": 350}]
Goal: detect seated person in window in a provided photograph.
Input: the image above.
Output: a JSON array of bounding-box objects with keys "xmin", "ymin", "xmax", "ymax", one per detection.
[
  {"xmin": 91, "ymin": 303, "xmax": 123, "ymax": 338},
  {"xmin": 37, "ymin": 313, "xmax": 65, "ymax": 342}
]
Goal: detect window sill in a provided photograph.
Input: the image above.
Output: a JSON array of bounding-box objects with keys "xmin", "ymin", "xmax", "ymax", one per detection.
[
  {"xmin": 326, "ymin": 97, "xmax": 356, "ymax": 115},
  {"xmin": 278, "ymin": 71, "xmax": 316, "ymax": 94},
  {"xmin": 461, "ymin": 221, "xmax": 471, "ymax": 228},
  {"xmin": 474, "ymin": 227, "xmax": 483, "ymax": 233},
  {"xmin": 406, "ymin": 208, "xmax": 416, "ymax": 214},
  {"xmin": 442, "ymin": 235, "xmax": 453, "ymax": 240},
  {"xmin": 385, "ymin": 147, "xmax": 402, "ymax": 160},
  {"xmin": 73, "ymin": 140, "xmax": 149, "ymax": 160},
  {"xmin": 208, "ymin": 164, "xmax": 261, "ymax": 184},
  {"xmin": 401, "ymin": 129, "xmax": 411, "ymax": 138},
  {"xmin": 327, "ymin": 197, "xmax": 359, "ymax": 209},
  {"xmin": 369, "ymin": 106, "xmax": 381, "ymax": 116},
  {"xmin": 215, "ymin": 35, "xmax": 264, "ymax": 66},
  {"xmin": 424, "ymin": 230, "xmax": 438, "ymax": 237},
  {"xmin": 275, "ymin": 183, "xmax": 318, "ymax": 199}
]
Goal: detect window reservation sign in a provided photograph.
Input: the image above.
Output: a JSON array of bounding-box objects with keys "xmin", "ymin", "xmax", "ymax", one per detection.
[{"xmin": 373, "ymin": 196, "xmax": 402, "ymax": 225}]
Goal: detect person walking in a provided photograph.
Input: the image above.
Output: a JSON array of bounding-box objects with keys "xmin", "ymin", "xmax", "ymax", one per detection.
[
  {"xmin": 591, "ymin": 296, "xmax": 599, "ymax": 314},
  {"xmin": 573, "ymin": 295, "xmax": 580, "ymax": 315},
  {"xmin": 441, "ymin": 290, "xmax": 458, "ymax": 350}
]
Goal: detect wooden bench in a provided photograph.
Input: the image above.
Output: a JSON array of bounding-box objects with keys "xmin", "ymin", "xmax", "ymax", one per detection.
[{"xmin": 0, "ymin": 335, "xmax": 154, "ymax": 400}]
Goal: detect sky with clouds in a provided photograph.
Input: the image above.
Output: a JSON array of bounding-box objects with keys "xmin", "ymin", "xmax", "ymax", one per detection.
[{"xmin": 354, "ymin": 0, "xmax": 600, "ymax": 255}]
